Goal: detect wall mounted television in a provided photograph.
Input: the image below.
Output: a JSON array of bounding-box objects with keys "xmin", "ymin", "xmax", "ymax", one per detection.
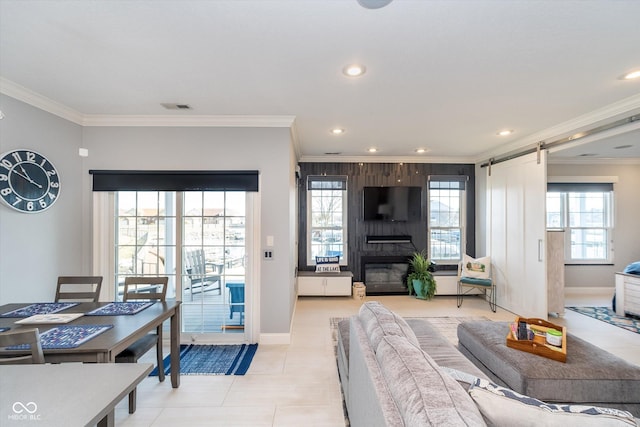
[{"xmin": 363, "ymin": 186, "xmax": 422, "ymax": 222}]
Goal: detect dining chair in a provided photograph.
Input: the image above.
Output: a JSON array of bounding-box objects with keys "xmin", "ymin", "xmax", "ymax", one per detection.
[
  {"xmin": 0, "ymin": 328, "xmax": 45, "ymax": 364},
  {"xmin": 55, "ymin": 276, "xmax": 103, "ymax": 302},
  {"xmin": 115, "ymin": 276, "xmax": 168, "ymax": 414}
]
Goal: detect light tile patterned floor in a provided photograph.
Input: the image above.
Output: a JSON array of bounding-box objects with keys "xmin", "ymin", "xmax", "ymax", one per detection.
[{"xmin": 116, "ymin": 293, "xmax": 640, "ymax": 426}]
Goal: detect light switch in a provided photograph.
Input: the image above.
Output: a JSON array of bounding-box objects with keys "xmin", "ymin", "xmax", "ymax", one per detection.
[{"xmin": 266, "ymin": 235, "xmax": 274, "ymax": 247}]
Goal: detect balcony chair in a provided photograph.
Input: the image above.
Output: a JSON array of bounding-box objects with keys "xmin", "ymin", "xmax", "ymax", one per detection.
[
  {"xmin": 226, "ymin": 282, "xmax": 245, "ymax": 328},
  {"xmin": 456, "ymin": 255, "xmax": 496, "ymax": 312},
  {"xmin": 184, "ymin": 249, "xmax": 222, "ymax": 300},
  {"xmin": 115, "ymin": 276, "xmax": 168, "ymax": 414},
  {"xmin": 55, "ymin": 276, "xmax": 103, "ymax": 302},
  {"xmin": 0, "ymin": 328, "xmax": 45, "ymax": 364}
]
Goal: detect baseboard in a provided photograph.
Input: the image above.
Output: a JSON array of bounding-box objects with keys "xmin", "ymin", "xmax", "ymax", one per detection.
[
  {"xmin": 259, "ymin": 333, "xmax": 291, "ymax": 345},
  {"xmin": 564, "ymin": 286, "xmax": 614, "ymax": 297}
]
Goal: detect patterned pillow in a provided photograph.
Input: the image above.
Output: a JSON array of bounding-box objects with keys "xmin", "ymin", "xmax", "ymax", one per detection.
[
  {"xmin": 468, "ymin": 378, "xmax": 637, "ymax": 426},
  {"xmin": 461, "ymin": 254, "xmax": 491, "ymax": 279}
]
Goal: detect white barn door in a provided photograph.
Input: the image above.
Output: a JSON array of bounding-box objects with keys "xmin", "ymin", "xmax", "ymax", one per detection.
[{"xmin": 487, "ymin": 151, "xmax": 548, "ymax": 318}]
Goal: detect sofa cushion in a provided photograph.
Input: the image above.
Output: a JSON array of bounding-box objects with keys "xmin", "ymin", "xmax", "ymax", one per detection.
[
  {"xmin": 469, "ymin": 378, "xmax": 638, "ymax": 427},
  {"xmin": 358, "ymin": 301, "xmax": 419, "ymax": 350},
  {"xmin": 406, "ymin": 318, "xmax": 489, "ymax": 385},
  {"xmin": 375, "ymin": 335, "xmax": 486, "ymax": 426}
]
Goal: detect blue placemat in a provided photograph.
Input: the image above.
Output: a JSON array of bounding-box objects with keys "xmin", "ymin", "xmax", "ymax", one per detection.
[
  {"xmin": 9, "ymin": 324, "xmax": 113, "ymax": 349},
  {"xmin": 85, "ymin": 302, "xmax": 153, "ymax": 316},
  {"xmin": 0, "ymin": 302, "xmax": 78, "ymax": 318}
]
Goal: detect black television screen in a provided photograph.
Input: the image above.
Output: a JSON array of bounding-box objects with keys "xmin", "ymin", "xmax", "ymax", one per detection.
[{"xmin": 363, "ymin": 186, "xmax": 422, "ymax": 221}]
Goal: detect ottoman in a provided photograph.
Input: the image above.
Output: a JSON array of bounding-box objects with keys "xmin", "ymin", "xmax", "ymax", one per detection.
[{"xmin": 457, "ymin": 321, "xmax": 640, "ymax": 417}]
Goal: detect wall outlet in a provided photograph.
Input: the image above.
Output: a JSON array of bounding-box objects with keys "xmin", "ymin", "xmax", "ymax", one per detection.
[{"xmin": 264, "ymin": 250, "xmax": 274, "ymax": 260}]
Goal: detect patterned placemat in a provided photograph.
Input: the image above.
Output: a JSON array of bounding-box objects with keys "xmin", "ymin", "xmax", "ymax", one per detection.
[
  {"xmin": 85, "ymin": 302, "xmax": 153, "ymax": 316},
  {"xmin": 0, "ymin": 302, "xmax": 78, "ymax": 318},
  {"xmin": 9, "ymin": 324, "xmax": 113, "ymax": 349}
]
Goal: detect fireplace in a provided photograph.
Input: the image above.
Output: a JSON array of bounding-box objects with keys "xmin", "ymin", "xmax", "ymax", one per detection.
[{"xmin": 361, "ymin": 256, "xmax": 411, "ymax": 295}]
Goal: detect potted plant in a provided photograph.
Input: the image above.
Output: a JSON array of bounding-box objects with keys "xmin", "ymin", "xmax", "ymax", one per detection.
[{"xmin": 407, "ymin": 251, "xmax": 437, "ymax": 300}]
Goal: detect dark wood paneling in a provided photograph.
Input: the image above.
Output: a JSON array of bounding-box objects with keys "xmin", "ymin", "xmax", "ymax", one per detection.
[{"xmin": 298, "ymin": 162, "xmax": 475, "ymax": 281}]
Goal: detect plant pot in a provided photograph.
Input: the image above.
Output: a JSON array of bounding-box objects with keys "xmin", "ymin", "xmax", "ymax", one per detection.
[{"xmin": 412, "ymin": 279, "xmax": 428, "ymax": 300}]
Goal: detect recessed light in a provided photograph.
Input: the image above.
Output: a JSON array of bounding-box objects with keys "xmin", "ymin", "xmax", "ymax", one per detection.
[
  {"xmin": 620, "ymin": 69, "xmax": 640, "ymax": 80},
  {"xmin": 579, "ymin": 153, "xmax": 597, "ymax": 157},
  {"xmin": 343, "ymin": 64, "xmax": 366, "ymax": 77},
  {"xmin": 497, "ymin": 129, "xmax": 514, "ymax": 136},
  {"xmin": 331, "ymin": 128, "xmax": 345, "ymax": 135},
  {"xmin": 415, "ymin": 148, "xmax": 428, "ymax": 154},
  {"xmin": 368, "ymin": 147, "xmax": 378, "ymax": 153},
  {"xmin": 614, "ymin": 144, "xmax": 633, "ymax": 150}
]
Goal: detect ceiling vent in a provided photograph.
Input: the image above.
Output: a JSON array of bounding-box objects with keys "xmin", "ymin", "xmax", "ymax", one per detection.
[{"xmin": 161, "ymin": 103, "xmax": 192, "ymax": 110}]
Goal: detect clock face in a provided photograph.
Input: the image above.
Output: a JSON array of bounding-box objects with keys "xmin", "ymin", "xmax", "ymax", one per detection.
[{"xmin": 0, "ymin": 149, "xmax": 61, "ymax": 213}]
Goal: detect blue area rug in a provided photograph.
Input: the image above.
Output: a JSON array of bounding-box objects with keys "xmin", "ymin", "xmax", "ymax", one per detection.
[
  {"xmin": 150, "ymin": 343, "xmax": 258, "ymax": 376},
  {"xmin": 566, "ymin": 306, "xmax": 640, "ymax": 334}
]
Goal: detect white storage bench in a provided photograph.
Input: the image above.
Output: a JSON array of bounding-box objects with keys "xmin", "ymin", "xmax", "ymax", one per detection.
[{"xmin": 615, "ymin": 272, "xmax": 640, "ymax": 317}]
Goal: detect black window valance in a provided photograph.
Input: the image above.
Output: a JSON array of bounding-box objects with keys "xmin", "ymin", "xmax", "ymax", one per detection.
[
  {"xmin": 547, "ymin": 182, "xmax": 613, "ymax": 193},
  {"xmin": 89, "ymin": 170, "xmax": 259, "ymax": 192}
]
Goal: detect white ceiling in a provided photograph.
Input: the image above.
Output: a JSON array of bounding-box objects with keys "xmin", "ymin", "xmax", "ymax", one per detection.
[{"xmin": 1, "ymin": 0, "xmax": 639, "ymax": 163}]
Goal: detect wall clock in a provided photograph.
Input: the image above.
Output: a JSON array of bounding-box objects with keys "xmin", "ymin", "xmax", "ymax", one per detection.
[{"xmin": 0, "ymin": 149, "xmax": 61, "ymax": 213}]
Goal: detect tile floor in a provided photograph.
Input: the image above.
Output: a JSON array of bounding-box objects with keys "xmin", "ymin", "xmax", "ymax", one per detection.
[{"xmin": 115, "ymin": 292, "xmax": 640, "ymax": 426}]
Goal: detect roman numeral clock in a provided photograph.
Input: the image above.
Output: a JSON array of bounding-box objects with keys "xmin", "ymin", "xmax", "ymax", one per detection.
[{"xmin": 0, "ymin": 149, "xmax": 60, "ymax": 213}]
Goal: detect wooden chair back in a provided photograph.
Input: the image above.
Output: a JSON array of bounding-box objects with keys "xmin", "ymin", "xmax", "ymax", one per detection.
[
  {"xmin": 55, "ymin": 276, "xmax": 103, "ymax": 302},
  {"xmin": 0, "ymin": 329, "xmax": 45, "ymax": 364},
  {"xmin": 123, "ymin": 276, "xmax": 168, "ymax": 302}
]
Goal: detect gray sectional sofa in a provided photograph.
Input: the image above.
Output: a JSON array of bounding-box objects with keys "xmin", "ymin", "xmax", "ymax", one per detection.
[{"xmin": 337, "ymin": 301, "xmax": 639, "ymax": 427}]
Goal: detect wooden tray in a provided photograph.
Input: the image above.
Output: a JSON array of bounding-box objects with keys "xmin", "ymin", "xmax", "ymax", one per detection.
[{"xmin": 506, "ymin": 317, "xmax": 567, "ymax": 362}]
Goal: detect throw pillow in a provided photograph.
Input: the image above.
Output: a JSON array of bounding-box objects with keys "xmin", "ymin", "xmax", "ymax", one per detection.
[
  {"xmin": 468, "ymin": 378, "xmax": 637, "ymax": 427},
  {"xmin": 623, "ymin": 261, "xmax": 640, "ymax": 276},
  {"xmin": 461, "ymin": 254, "xmax": 491, "ymax": 279}
]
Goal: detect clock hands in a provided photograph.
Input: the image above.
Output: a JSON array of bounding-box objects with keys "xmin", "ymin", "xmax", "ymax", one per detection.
[{"xmin": 13, "ymin": 165, "xmax": 43, "ymax": 189}]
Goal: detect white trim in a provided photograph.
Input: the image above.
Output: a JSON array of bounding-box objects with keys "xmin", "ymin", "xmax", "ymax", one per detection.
[
  {"xmin": 259, "ymin": 333, "xmax": 291, "ymax": 345},
  {"xmin": 565, "ymin": 286, "xmax": 614, "ymax": 296},
  {"xmin": 92, "ymin": 192, "xmax": 115, "ymax": 301},
  {"xmin": 0, "ymin": 77, "xmax": 84, "ymax": 125},
  {"xmin": 81, "ymin": 114, "xmax": 295, "ymax": 127},
  {"xmin": 548, "ymin": 157, "xmax": 640, "ymax": 165},
  {"xmin": 475, "ymin": 92, "xmax": 640, "ymax": 163},
  {"xmin": 299, "ymin": 155, "xmax": 476, "ymax": 164},
  {"xmin": 247, "ymin": 189, "xmax": 261, "ymax": 344}
]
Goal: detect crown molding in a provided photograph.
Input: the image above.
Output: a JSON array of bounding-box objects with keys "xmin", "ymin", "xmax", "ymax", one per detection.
[
  {"xmin": 298, "ymin": 155, "xmax": 476, "ymax": 164},
  {"xmin": 1, "ymin": 77, "xmax": 296, "ymax": 128},
  {"xmin": 81, "ymin": 114, "xmax": 296, "ymax": 127},
  {"xmin": 475, "ymin": 92, "xmax": 640, "ymax": 164},
  {"xmin": 547, "ymin": 157, "xmax": 640, "ymax": 165},
  {"xmin": 0, "ymin": 77, "xmax": 84, "ymax": 124}
]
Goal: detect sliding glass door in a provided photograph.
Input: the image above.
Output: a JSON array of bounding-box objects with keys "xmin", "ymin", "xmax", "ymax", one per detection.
[{"xmin": 113, "ymin": 190, "xmax": 248, "ymax": 343}]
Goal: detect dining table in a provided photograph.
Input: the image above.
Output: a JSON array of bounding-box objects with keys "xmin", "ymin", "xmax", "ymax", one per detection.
[
  {"xmin": 0, "ymin": 300, "xmax": 181, "ymax": 389},
  {"xmin": 0, "ymin": 362, "xmax": 153, "ymax": 427}
]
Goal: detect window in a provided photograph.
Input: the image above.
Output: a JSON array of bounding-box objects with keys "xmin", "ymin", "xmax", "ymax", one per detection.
[
  {"xmin": 428, "ymin": 177, "xmax": 466, "ymax": 264},
  {"xmin": 307, "ymin": 176, "xmax": 348, "ymax": 265},
  {"xmin": 547, "ymin": 182, "xmax": 613, "ymax": 264}
]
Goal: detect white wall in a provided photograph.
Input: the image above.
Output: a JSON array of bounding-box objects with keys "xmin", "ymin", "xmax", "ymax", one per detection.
[
  {"xmin": 547, "ymin": 162, "xmax": 640, "ymax": 288},
  {"xmin": 0, "ymin": 95, "xmax": 85, "ymax": 302},
  {"xmin": 0, "ymin": 95, "xmax": 298, "ymax": 336}
]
